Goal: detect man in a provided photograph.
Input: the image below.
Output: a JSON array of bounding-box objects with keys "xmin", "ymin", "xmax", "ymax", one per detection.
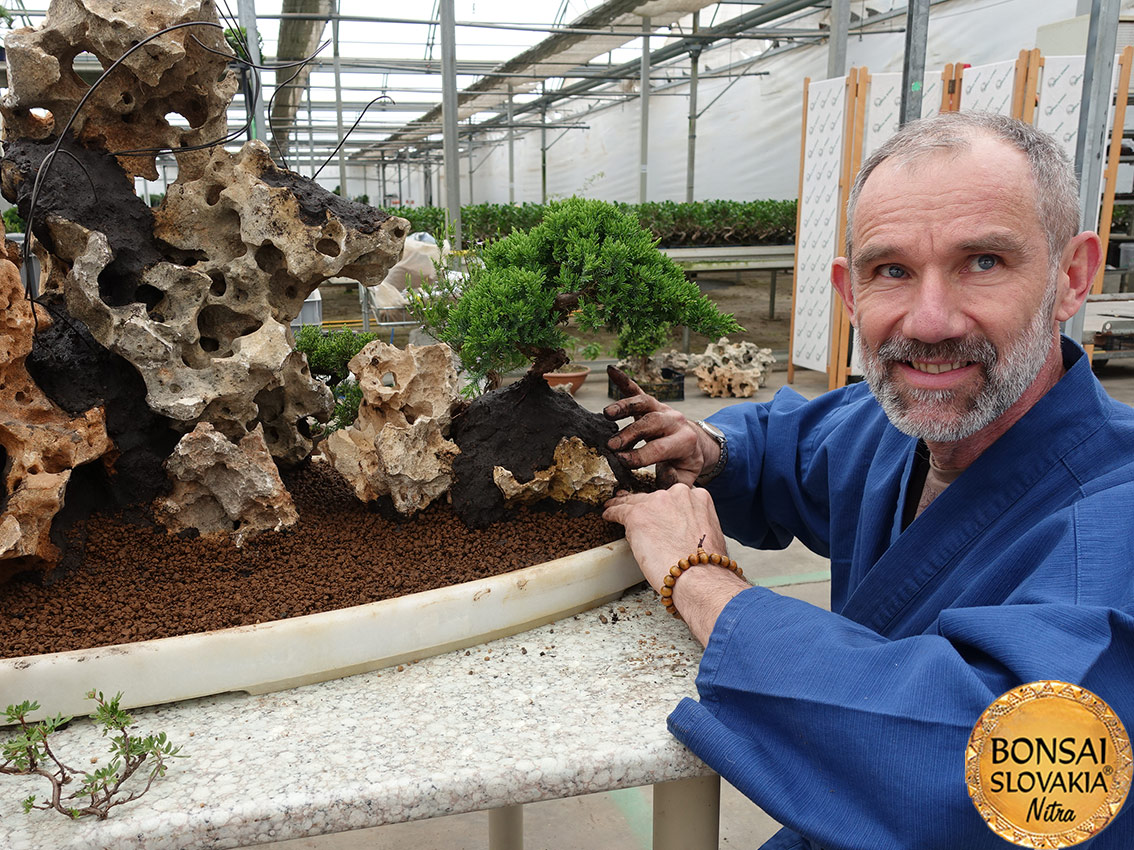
[{"xmin": 602, "ymin": 112, "xmax": 1134, "ymax": 849}]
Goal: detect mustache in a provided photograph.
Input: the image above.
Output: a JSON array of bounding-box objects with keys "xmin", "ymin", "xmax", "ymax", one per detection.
[{"xmin": 875, "ymin": 335, "xmax": 998, "ymax": 368}]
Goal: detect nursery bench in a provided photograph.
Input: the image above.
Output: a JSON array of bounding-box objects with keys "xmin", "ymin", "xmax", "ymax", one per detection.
[{"xmin": 0, "ymin": 588, "xmax": 720, "ymax": 850}]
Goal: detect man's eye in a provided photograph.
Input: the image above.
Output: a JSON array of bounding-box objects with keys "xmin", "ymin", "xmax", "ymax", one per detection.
[
  {"xmin": 968, "ymin": 254, "xmax": 998, "ymax": 272},
  {"xmin": 879, "ymin": 264, "xmax": 906, "ymax": 279}
]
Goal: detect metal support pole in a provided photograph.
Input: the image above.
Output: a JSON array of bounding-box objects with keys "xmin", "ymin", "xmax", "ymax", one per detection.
[
  {"xmin": 488, "ymin": 805, "xmax": 523, "ymax": 850},
  {"xmin": 381, "ymin": 157, "xmax": 388, "ymax": 205},
  {"xmin": 899, "ymin": 0, "xmax": 930, "ymax": 124},
  {"xmin": 1067, "ymin": 0, "xmax": 1121, "ymax": 345},
  {"xmin": 653, "ymin": 775, "xmax": 719, "ymax": 850},
  {"xmin": 236, "ymin": 0, "xmax": 269, "ymax": 143},
  {"xmin": 769, "ymin": 269, "xmax": 779, "ymax": 320},
  {"xmin": 332, "ymin": 7, "xmax": 348, "ymax": 195},
  {"xmin": 440, "ymin": 0, "xmax": 462, "ymax": 248},
  {"xmin": 827, "ymin": 0, "xmax": 850, "ymax": 79},
  {"xmin": 639, "ymin": 16, "xmax": 651, "ymax": 204},
  {"xmin": 468, "ymin": 133, "xmax": 475, "ymax": 205},
  {"xmin": 540, "ymin": 102, "xmax": 548, "ymax": 203},
  {"xmin": 508, "ymin": 84, "xmax": 516, "ymax": 204},
  {"xmin": 305, "ymin": 82, "xmax": 316, "ymax": 178},
  {"xmin": 685, "ymin": 12, "xmax": 700, "ymax": 203},
  {"xmin": 398, "ymin": 156, "xmax": 405, "ymax": 205}
]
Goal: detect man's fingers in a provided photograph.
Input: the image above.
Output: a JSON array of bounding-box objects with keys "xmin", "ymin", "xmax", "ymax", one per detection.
[
  {"xmin": 607, "ymin": 409, "xmax": 676, "ymax": 451},
  {"xmin": 607, "ymin": 365, "xmax": 643, "ymax": 398},
  {"xmin": 616, "ymin": 431, "xmax": 694, "ymax": 470},
  {"xmin": 603, "ymin": 394, "xmax": 658, "ymax": 422}
]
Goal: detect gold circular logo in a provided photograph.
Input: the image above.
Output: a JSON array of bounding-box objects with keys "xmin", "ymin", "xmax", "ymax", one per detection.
[{"xmin": 967, "ymin": 681, "xmax": 1132, "ymax": 846}]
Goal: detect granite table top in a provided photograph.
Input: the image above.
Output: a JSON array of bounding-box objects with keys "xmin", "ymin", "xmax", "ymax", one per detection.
[{"xmin": 0, "ymin": 587, "xmax": 712, "ymax": 849}]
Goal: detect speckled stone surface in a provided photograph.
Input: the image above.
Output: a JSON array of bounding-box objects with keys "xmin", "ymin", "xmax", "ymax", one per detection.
[{"xmin": 0, "ymin": 588, "xmax": 711, "ymax": 849}]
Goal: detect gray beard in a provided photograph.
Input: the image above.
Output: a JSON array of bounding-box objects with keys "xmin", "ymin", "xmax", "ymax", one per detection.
[{"xmin": 856, "ymin": 284, "xmax": 1058, "ymax": 443}]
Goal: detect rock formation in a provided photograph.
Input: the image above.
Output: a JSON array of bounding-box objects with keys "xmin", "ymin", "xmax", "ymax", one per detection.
[
  {"xmin": 493, "ymin": 437, "xmax": 617, "ymax": 507},
  {"xmin": 0, "ymin": 0, "xmax": 410, "ymax": 569},
  {"xmin": 0, "ymin": 0, "xmax": 237, "ymax": 181},
  {"xmin": 690, "ymin": 338, "xmax": 776, "ymax": 398},
  {"xmin": 0, "ymin": 250, "xmax": 112, "ymax": 582},
  {"xmin": 324, "ymin": 341, "xmax": 461, "ymax": 514},
  {"xmin": 155, "ymin": 423, "xmax": 298, "ymax": 546}
]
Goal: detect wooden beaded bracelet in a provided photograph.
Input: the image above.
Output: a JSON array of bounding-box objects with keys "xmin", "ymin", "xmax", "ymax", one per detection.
[{"xmin": 658, "ymin": 536, "xmax": 743, "ymax": 619}]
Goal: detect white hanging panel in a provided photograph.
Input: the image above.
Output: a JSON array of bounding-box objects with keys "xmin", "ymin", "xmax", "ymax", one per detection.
[
  {"xmin": 959, "ymin": 59, "xmax": 1018, "ymax": 115},
  {"xmin": 792, "ymin": 77, "xmax": 846, "ymax": 373}
]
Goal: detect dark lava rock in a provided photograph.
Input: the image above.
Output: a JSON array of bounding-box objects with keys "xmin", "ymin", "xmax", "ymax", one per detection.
[{"xmin": 449, "ymin": 372, "xmax": 638, "ymax": 529}]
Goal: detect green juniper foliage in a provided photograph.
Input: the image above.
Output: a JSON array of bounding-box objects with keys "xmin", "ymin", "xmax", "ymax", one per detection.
[
  {"xmin": 410, "ymin": 197, "xmax": 740, "ymax": 389},
  {"xmin": 294, "ymin": 326, "xmax": 377, "ymax": 432},
  {"xmin": 2, "ymin": 691, "xmax": 184, "ymax": 820}
]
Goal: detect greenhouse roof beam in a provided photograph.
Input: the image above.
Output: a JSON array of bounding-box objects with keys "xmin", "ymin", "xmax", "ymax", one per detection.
[
  {"xmin": 374, "ymin": 0, "xmax": 720, "ymax": 152},
  {"xmin": 267, "ymin": 0, "xmax": 332, "ymax": 161}
]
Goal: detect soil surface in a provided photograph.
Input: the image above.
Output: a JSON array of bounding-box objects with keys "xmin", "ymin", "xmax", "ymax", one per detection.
[{"xmin": 0, "ymin": 461, "xmax": 624, "ymax": 659}]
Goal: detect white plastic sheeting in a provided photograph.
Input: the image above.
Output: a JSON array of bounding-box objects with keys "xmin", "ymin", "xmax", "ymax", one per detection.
[{"xmin": 442, "ymin": 0, "xmax": 1089, "ymax": 206}]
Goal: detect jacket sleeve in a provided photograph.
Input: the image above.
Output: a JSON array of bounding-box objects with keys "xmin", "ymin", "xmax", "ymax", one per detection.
[
  {"xmin": 704, "ymin": 384, "xmax": 894, "ymax": 560},
  {"xmin": 668, "ymin": 496, "xmax": 1134, "ymax": 850}
]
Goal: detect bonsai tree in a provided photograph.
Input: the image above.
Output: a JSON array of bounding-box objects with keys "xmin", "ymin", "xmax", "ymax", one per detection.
[{"xmin": 411, "ymin": 197, "xmax": 741, "ymax": 390}]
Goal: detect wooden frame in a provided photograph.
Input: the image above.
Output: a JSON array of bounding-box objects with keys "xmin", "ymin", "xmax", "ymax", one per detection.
[{"xmin": 787, "ymin": 77, "xmax": 810, "ymax": 384}]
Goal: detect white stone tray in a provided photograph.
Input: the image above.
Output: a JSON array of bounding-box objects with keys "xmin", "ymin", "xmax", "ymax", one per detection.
[{"xmin": 1, "ymin": 540, "xmax": 642, "ymax": 721}]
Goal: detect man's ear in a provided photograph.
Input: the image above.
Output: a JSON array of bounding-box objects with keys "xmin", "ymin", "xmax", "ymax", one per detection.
[
  {"xmin": 1054, "ymin": 231, "xmax": 1103, "ymax": 322},
  {"xmin": 831, "ymin": 257, "xmax": 857, "ymax": 327}
]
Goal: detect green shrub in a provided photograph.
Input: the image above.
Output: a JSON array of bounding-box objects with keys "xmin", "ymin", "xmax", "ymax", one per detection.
[
  {"xmin": 294, "ymin": 326, "xmax": 377, "ymax": 432},
  {"xmin": 383, "ymin": 199, "xmax": 797, "ymax": 248},
  {"xmin": 3, "ymin": 206, "xmax": 25, "ymax": 234},
  {"xmin": 410, "ymin": 198, "xmax": 740, "ymax": 389}
]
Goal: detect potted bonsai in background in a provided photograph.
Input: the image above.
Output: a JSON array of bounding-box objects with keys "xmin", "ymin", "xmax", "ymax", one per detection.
[
  {"xmin": 409, "ymin": 197, "xmax": 740, "ymax": 527},
  {"xmin": 544, "ymin": 337, "xmax": 604, "ymax": 395}
]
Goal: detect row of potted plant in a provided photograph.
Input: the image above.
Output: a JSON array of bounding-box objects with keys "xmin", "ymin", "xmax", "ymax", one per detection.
[{"xmin": 387, "ymin": 199, "xmax": 797, "ymax": 249}]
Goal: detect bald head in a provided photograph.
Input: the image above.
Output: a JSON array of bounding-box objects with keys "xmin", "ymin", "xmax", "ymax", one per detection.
[{"xmin": 846, "ymin": 113, "xmax": 1080, "ymax": 272}]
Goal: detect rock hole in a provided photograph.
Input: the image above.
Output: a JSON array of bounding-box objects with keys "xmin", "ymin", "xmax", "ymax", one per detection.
[
  {"xmin": 199, "ymin": 336, "xmax": 220, "ymax": 352},
  {"xmin": 381, "ymin": 372, "xmax": 396, "ymax": 387},
  {"xmin": 208, "ymin": 271, "xmax": 227, "ymax": 296},
  {"xmin": 164, "ymin": 111, "xmax": 192, "ymax": 130},
  {"xmin": 254, "ymin": 242, "xmax": 285, "ymax": 273},
  {"xmin": 393, "ymin": 227, "xmax": 406, "ymax": 239},
  {"xmin": 170, "ymin": 384, "xmax": 182, "ymax": 394},
  {"xmin": 70, "ymin": 51, "xmax": 100, "ymax": 87},
  {"xmin": 29, "ymin": 107, "xmax": 53, "ymax": 125},
  {"xmin": 285, "ymin": 285, "xmax": 298, "ymax": 300},
  {"xmin": 206, "ymin": 184, "xmax": 222, "ymax": 206},
  {"xmin": 315, "ymin": 238, "xmax": 341, "ymax": 257},
  {"xmin": 135, "ymin": 283, "xmax": 163, "ymax": 312},
  {"xmin": 121, "ymin": 92, "xmax": 134, "ymax": 106},
  {"xmin": 14, "ymin": 391, "xmax": 26, "ymax": 403},
  {"xmin": 28, "ymin": 464, "xmax": 41, "ymax": 475}
]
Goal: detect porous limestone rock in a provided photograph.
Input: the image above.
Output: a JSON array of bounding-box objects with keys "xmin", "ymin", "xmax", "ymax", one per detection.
[
  {"xmin": 0, "ymin": 254, "xmax": 112, "ymax": 581},
  {"xmin": 33, "ymin": 139, "xmax": 410, "ymax": 465},
  {"xmin": 0, "ymin": 0, "xmax": 238, "ymax": 180},
  {"xmin": 155, "ymin": 422, "xmax": 297, "ymax": 546},
  {"xmin": 324, "ymin": 341, "xmax": 461, "ymax": 514},
  {"xmin": 493, "ymin": 436, "xmax": 618, "ymax": 507},
  {"xmin": 686, "ymin": 338, "xmax": 776, "ymax": 398}
]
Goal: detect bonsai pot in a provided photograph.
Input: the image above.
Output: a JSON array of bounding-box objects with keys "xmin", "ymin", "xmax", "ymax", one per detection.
[
  {"xmin": 544, "ymin": 365, "xmax": 590, "ymax": 395},
  {"xmin": 608, "ymin": 367, "xmax": 685, "ymax": 402},
  {"xmin": 2, "ymin": 540, "xmax": 642, "ymax": 721}
]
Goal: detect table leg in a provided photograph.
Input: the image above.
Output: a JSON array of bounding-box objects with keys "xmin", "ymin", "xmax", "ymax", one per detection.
[
  {"xmin": 488, "ymin": 803, "xmax": 524, "ymax": 850},
  {"xmin": 652, "ymin": 774, "xmax": 720, "ymax": 850}
]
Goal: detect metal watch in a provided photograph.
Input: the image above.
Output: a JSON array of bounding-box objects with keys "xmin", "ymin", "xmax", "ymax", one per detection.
[{"xmin": 693, "ymin": 419, "xmax": 728, "ymax": 486}]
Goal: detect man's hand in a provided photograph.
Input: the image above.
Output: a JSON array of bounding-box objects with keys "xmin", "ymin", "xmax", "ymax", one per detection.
[
  {"xmin": 604, "ymin": 484, "xmax": 748, "ymax": 645},
  {"xmin": 603, "ymin": 366, "xmax": 719, "ymax": 487}
]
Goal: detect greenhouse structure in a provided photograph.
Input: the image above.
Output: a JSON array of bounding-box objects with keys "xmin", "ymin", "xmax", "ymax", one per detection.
[{"xmin": 2, "ymin": 1, "xmax": 1134, "ymax": 849}]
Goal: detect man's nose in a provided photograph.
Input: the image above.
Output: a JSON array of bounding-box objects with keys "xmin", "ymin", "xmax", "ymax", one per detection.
[{"xmin": 900, "ymin": 271, "xmax": 967, "ymax": 343}]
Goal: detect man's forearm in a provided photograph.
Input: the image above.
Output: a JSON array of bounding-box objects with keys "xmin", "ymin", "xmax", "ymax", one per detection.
[{"xmin": 671, "ymin": 564, "xmax": 751, "ymax": 646}]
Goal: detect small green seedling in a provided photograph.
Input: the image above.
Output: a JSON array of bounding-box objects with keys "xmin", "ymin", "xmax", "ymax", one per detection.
[{"xmin": 2, "ymin": 690, "xmax": 185, "ymax": 820}]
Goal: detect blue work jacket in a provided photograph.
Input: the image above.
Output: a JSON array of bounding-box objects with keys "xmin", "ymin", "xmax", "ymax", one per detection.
[{"xmin": 669, "ymin": 338, "xmax": 1134, "ymax": 849}]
